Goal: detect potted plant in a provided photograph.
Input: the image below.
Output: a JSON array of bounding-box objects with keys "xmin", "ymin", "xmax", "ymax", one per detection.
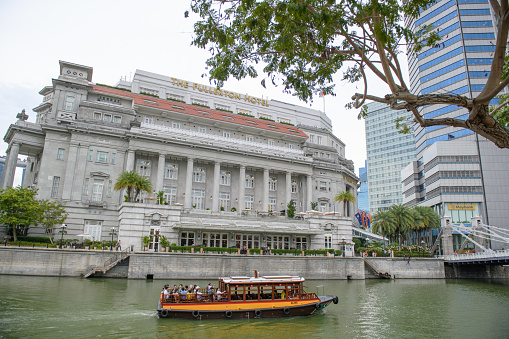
[
  {"xmin": 231, "ymin": 207, "xmax": 237, "ymax": 212},
  {"xmin": 159, "ymin": 235, "xmax": 170, "ymax": 252},
  {"xmin": 141, "ymin": 235, "xmax": 150, "ymax": 251}
]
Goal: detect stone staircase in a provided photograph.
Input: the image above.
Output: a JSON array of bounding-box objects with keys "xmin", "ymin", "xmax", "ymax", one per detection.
[
  {"xmin": 83, "ymin": 248, "xmax": 130, "ymax": 278},
  {"xmin": 363, "ymin": 258, "xmax": 392, "ymax": 279}
]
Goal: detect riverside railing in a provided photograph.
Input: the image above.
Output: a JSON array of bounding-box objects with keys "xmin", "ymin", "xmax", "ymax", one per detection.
[{"xmin": 442, "ymin": 249, "xmax": 509, "ymax": 261}]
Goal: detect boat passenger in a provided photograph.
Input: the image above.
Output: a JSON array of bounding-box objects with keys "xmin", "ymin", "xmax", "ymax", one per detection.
[
  {"xmin": 171, "ymin": 285, "xmax": 179, "ymax": 294},
  {"xmin": 180, "ymin": 286, "xmax": 188, "ymax": 301},
  {"xmin": 195, "ymin": 286, "xmax": 202, "ymax": 301},
  {"xmin": 206, "ymin": 283, "xmax": 213, "ymax": 294}
]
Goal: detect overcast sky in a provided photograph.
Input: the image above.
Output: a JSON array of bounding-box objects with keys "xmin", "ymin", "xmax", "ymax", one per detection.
[{"xmin": 0, "ymin": 0, "xmax": 407, "ymax": 179}]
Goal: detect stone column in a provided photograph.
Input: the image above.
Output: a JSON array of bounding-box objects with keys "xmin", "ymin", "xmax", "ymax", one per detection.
[
  {"xmin": 285, "ymin": 172, "xmax": 292, "ymax": 207},
  {"xmin": 263, "ymin": 168, "xmax": 269, "ymax": 211},
  {"xmin": 61, "ymin": 143, "xmax": 79, "ymax": 200},
  {"xmin": 1, "ymin": 142, "xmax": 20, "ymax": 189},
  {"xmin": 185, "ymin": 157, "xmax": 194, "ymax": 209},
  {"xmin": 126, "ymin": 150, "xmax": 135, "ymax": 171},
  {"xmin": 156, "ymin": 154, "xmax": 166, "ymax": 193},
  {"xmin": 306, "ymin": 174, "xmax": 313, "ymax": 211},
  {"xmin": 238, "ymin": 165, "xmax": 246, "ymax": 211},
  {"xmin": 212, "ymin": 161, "xmax": 221, "ymax": 212},
  {"xmin": 441, "ymin": 216, "xmax": 454, "ymax": 255}
]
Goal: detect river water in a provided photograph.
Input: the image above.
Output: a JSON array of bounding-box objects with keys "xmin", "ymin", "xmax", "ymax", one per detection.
[{"xmin": 0, "ymin": 276, "xmax": 508, "ymax": 338}]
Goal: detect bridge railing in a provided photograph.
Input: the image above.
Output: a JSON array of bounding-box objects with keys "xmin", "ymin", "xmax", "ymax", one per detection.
[{"xmin": 442, "ymin": 249, "xmax": 509, "ymax": 261}]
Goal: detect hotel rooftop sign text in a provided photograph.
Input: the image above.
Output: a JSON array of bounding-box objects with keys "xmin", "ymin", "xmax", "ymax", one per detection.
[{"xmin": 171, "ymin": 77, "xmax": 269, "ymax": 107}]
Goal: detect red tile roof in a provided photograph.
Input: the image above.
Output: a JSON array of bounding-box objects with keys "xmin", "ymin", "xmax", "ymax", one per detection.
[{"xmin": 92, "ymin": 85, "xmax": 308, "ymax": 138}]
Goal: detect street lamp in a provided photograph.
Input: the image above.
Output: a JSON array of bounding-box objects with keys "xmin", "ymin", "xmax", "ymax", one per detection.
[
  {"xmin": 110, "ymin": 227, "xmax": 116, "ymax": 251},
  {"xmin": 59, "ymin": 224, "xmax": 67, "ymax": 249},
  {"xmin": 342, "ymin": 236, "xmax": 346, "ymax": 257},
  {"xmin": 421, "ymin": 240, "xmax": 426, "ymax": 258}
]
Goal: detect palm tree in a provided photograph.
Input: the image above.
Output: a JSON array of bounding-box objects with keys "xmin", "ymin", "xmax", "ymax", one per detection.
[
  {"xmin": 133, "ymin": 174, "xmax": 152, "ymax": 202},
  {"xmin": 389, "ymin": 204, "xmax": 414, "ymax": 249},
  {"xmin": 114, "ymin": 170, "xmax": 152, "ymax": 202},
  {"xmin": 371, "ymin": 210, "xmax": 396, "ymax": 247},
  {"xmin": 334, "ymin": 190, "xmax": 356, "ymax": 217},
  {"xmin": 413, "ymin": 206, "xmax": 440, "ymax": 246}
]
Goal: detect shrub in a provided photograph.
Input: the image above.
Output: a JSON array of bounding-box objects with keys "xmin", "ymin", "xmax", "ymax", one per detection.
[
  {"xmin": 18, "ymin": 236, "xmax": 52, "ymax": 244},
  {"xmin": 139, "ymin": 91, "xmax": 159, "ymax": 98}
]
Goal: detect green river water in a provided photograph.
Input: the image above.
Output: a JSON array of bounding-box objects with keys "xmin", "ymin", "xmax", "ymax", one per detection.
[{"xmin": 0, "ymin": 276, "xmax": 508, "ymax": 338}]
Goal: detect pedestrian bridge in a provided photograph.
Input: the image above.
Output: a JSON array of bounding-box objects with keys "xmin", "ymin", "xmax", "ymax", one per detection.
[{"xmin": 442, "ymin": 250, "xmax": 509, "ymax": 265}]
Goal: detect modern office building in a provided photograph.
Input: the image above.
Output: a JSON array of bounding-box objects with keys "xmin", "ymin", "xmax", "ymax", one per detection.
[
  {"xmin": 357, "ymin": 160, "xmax": 369, "ymax": 212},
  {"xmin": 365, "ymin": 102, "xmax": 416, "ymax": 215},
  {"xmin": 0, "ymin": 61, "xmax": 358, "ymax": 252},
  {"xmin": 0, "ymin": 156, "xmax": 26, "ymax": 187},
  {"xmin": 402, "ymin": 0, "xmax": 509, "ymax": 249}
]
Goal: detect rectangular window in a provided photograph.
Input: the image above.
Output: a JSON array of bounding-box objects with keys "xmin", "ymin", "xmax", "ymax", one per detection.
[
  {"xmin": 193, "ymin": 167, "xmax": 206, "ymax": 182},
  {"xmin": 164, "ymin": 163, "xmax": 179, "ymax": 179},
  {"xmin": 268, "ymin": 139, "xmax": 275, "ymax": 146},
  {"xmin": 220, "ymin": 170, "xmax": 231, "ymax": 186},
  {"xmin": 237, "ymin": 108, "xmax": 251, "ymax": 115},
  {"xmin": 320, "ymin": 181, "xmax": 327, "ymax": 192},
  {"xmin": 96, "ymin": 151, "xmax": 108, "ymax": 163},
  {"xmin": 191, "ymin": 98, "xmax": 208, "ymax": 106},
  {"xmin": 278, "ymin": 117, "xmax": 291, "ymax": 124},
  {"xmin": 296, "ymin": 237, "xmax": 307, "ymax": 250},
  {"xmin": 192, "ymin": 189, "xmax": 205, "ymax": 209},
  {"xmin": 309, "ymin": 135, "xmax": 315, "ymax": 143},
  {"xmin": 269, "ymin": 198, "xmax": 276, "ymax": 212},
  {"xmin": 288, "ymin": 143, "xmax": 295, "ymax": 149},
  {"xmin": 216, "ymin": 104, "xmax": 230, "ymax": 111},
  {"xmin": 245, "ymin": 174, "xmax": 254, "ymax": 188},
  {"xmin": 64, "ymin": 95, "xmax": 75, "ymax": 111},
  {"xmin": 269, "ymin": 177, "xmax": 277, "ymax": 191},
  {"xmin": 172, "ymin": 121, "xmax": 181, "ymax": 129},
  {"xmin": 103, "ymin": 114, "xmax": 112, "ymax": 122},
  {"xmin": 245, "ymin": 135, "xmax": 254, "ymax": 142},
  {"xmin": 113, "ymin": 115, "xmax": 122, "ymax": 123},
  {"xmin": 198, "ymin": 126, "xmax": 207, "ymax": 134},
  {"xmin": 325, "ymin": 235, "xmax": 332, "ymax": 249},
  {"xmin": 111, "ymin": 153, "xmax": 116, "ymax": 165},
  {"xmin": 244, "ymin": 195, "xmax": 254, "ymax": 210},
  {"xmin": 137, "ymin": 160, "xmax": 151, "ymax": 176},
  {"xmin": 291, "ymin": 180, "xmax": 298, "ymax": 193},
  {"xmin": 83, "ymin": 178, "xmax": 89, "ymax": 195},
  {"xmin": 57, "ymin": 148, "xmax": 65, "ymax": 160},
  {"xmin": 223, "ymin": 131, "xmax": 231, "ymax": 138},
  {"xmin": 219, "ymin": 192, "xmax": 230, "ymax": 210},
  {"xmin": 92, "ymin": 179, "xmax": 104, "ymax": 202},
  {"xmin": 107, "ymin": 180, "xmax": 112, "ymax": 196},
  {"xmin": 180, "ymin": 231, "xmax": 195, "ymax": 246},
  {"xmin": 93, "ymin": 112, "xmax": 102, "ymax": 120},
  {"xmin": 317, "ymin": 136, "xmax": 322, "ymax": 145},
  {"xmin": 88, "ymin": 150, "xmax": 93, "ymax": 161},
  {"xmin": 259, "ymin": 113, "xmax": 272, "ymax": 120},
  {"xmin": 143, "ymin": 116, "xmax": 153, "ymax": 124},
  {"xmin": 51, "ymin": 176, "xmax": 60, "ymax": 197},
  {"xmin": 163, "ymin": 186, "xmax": 177, "ymax": 205},
  {"xmin": 84, "ymin": 220, "xmax": 102, "ymax": 241}
]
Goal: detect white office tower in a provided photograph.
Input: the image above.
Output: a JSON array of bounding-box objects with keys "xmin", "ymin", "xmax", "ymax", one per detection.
[
  {"xmin": 402, "ymin": 0, "xmax": 509, "ymax": 249},
  {"xmin": 364, "ymin": 102, "xmax": 416, "ymax": 215}
]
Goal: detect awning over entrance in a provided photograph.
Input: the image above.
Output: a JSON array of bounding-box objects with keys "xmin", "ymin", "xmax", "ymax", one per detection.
[{"xmin": 352, "ymin": 227, "xmax": 388, "ymax": 241}]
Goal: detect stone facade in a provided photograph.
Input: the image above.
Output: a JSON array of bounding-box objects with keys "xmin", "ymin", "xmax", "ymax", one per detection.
[{"xmin": 1, "ymin": 61, "xmax": 359, "ymax": 252}]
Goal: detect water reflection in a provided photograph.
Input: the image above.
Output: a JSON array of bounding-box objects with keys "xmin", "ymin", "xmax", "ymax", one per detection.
[{"xmin": 0, "ymin": 276, "xmax": 508, "ymax": 338}]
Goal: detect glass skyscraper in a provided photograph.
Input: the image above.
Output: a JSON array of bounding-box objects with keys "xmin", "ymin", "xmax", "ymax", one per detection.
[
  {"xmin": 365, "ymin": 102, "xmax": 416, "ymax": 215},
  {"xmin": 406, "ymin": 0, "xmax": 499, "ymax": 157},
  {"xmin": 401, "ymin": 0, "xmax": 509, "ymax": 249}
]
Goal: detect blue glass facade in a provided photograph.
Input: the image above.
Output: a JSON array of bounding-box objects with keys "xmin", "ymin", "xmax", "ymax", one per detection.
[{"xmin": 357, "ymin": 161, "xmax": 369, "ymax": 213}]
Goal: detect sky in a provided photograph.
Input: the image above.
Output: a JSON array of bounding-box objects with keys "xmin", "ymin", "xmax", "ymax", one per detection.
[{"xmin": 0, "ymin": 0, "xmax": 405, "ymax": 178}]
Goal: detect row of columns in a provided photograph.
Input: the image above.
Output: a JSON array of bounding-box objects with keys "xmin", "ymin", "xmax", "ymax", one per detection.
[
  {"xmin": 0, "ymin": 142, "xmax": 20, "ymax": 190},
  {"xmin": 127, "ymin": 150, "xmax": 313, "ymax": 212}
]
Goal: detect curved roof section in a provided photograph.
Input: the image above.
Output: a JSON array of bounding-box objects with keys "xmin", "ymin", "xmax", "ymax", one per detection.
[{"xmin": 92, "ymin": 85, "xmax": 308, "ymax": 138}]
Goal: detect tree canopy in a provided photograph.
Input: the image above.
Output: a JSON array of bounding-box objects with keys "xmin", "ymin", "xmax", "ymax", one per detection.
[
  {"xmin": 0, "ymin": 187, "xmax": 41, "ymax": 242},
  {"xmin": 190, "ymin": 0, "xmax": 509, "ymax": 148},
  {"xmin": 114, "ymin": 170, "xmax": 153, "ymax": 202}
]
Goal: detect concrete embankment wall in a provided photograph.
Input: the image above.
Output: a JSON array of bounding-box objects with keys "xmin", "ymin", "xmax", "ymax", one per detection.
[
  {"xmin": 365, "ymin": 258, "xmax": 445, "ymax": 279},
  {"xmin": 444, "ymin": 263, "xmax": 509, "ymax": 279},
  {"xmin": 0, "ymin": 248, "xmax": 447, "ymax": 280},
  {"xmin": 0, "ymin": 247, "xmax": 118, "ymax": 277},
  {"xmin": 127, "ymin": 253, "xmax": 366, "ymax": 280}
]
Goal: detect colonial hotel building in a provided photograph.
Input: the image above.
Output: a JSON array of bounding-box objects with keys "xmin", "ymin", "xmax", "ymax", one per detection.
[{"xmin": 1, "ymin": 61, "xmax": 358, "ymax": 252}]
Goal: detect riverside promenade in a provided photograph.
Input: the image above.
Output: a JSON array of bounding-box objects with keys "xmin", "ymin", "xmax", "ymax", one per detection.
[{"xmin": 0, "ymin": 246, "xmax": 446, "ymax": 280}]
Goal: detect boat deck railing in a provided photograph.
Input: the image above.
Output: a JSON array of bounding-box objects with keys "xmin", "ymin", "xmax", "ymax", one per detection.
[{"xmin": 161, "ymin": 291, "xmax": 319, "ymax": 304}]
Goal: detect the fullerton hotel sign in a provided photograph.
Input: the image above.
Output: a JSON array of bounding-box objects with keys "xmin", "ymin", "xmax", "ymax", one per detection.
[{"xmin": 170, "ymin": 77, "xmax": 269, "ymax": 107}]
